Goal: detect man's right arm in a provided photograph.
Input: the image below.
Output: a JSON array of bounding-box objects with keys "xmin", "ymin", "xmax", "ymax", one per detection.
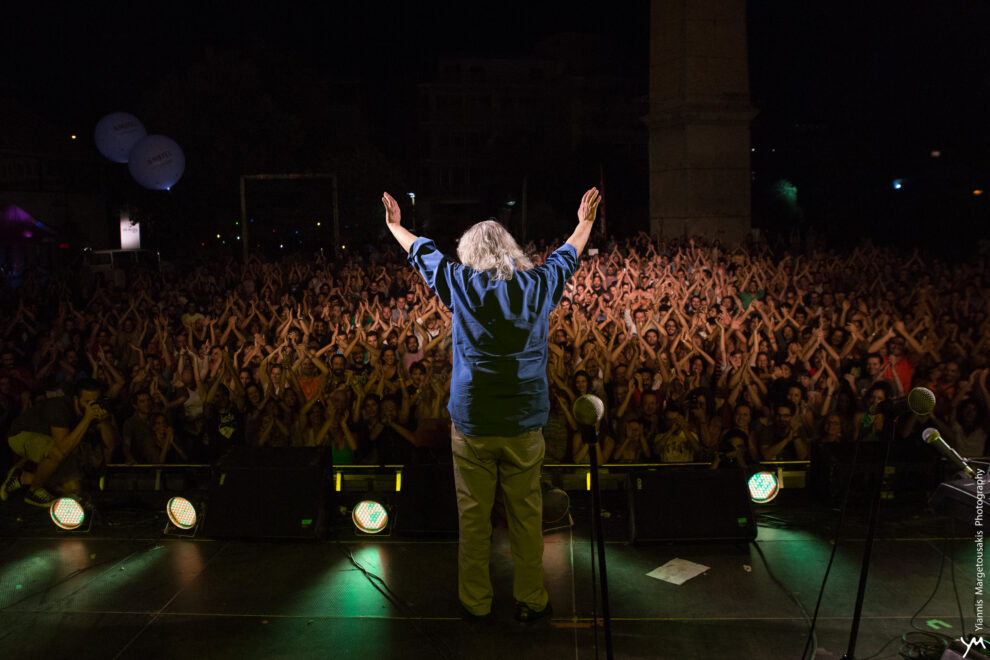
[
  {"xmin": 51, "ymin": 419, "xmax": 94, "ymax": 458},
  {"xmin": 565, "ymin": 188, "xmax": 602, "ymax": 257},
  {"xmin": 50, "ymin": 401, "xmax": 101, "ymax": 458},
  {"xmin": 406, "ymin": 239, "xmax": 456, "ymax": 310}
]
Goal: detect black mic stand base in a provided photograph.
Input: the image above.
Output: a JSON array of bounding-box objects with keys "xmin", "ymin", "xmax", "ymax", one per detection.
[
  {"xmin": 581, "ymin": 423, "xmax": 614, "ymax": 660},
  {"xmin": 841, "ymin": 415, "xmax": 903, "ymax": 660}
]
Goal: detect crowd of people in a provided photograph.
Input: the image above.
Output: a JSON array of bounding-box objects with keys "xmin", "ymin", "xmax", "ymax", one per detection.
[{"xmin": 0, "ymin": 228, "xmax": 987, "ymax": 503}]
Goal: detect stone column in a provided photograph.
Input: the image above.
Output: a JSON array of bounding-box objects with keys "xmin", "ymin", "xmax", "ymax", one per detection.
[{"xmin": 647, "ymin": 0, "xmax": 756, "ymax": 245}]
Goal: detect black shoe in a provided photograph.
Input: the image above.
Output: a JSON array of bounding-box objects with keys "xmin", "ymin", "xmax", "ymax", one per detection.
[
  {"xmin": 461, "ymin": 606, "xmax": 494, "ymax": 624},
  {"xmin": 0, "ymin": 466, "xmax": 23, "ymax": 501},
  {"xmin": 24, "ymin": 488, "xmax": 57, "ymax": 508},
  {"xmin": 514, "ymin": 600, "xmax": 553, "ymax": 624}
]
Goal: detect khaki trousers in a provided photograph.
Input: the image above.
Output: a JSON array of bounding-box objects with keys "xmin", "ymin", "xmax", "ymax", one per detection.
[
  {"xmin": 8, "ymin": 431, "xmax": 54, "ymax": 463},
  {"xmin": 451, "ymin": 424, "xmax": 549, "ymax": 616}
]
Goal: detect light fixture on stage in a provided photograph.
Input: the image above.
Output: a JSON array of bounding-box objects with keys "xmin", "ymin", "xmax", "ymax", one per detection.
[
  {"xmin": 542, "ymin": 483, "xmax": 570, "ymax": 526},
  {"xmin": 352, "ymin": 500, "xmax": 388, "ymax": 534},
  {"xmin": 748, "ymin": 471, "xmax": 780, "ymax": 504},
  {"xmin": 166, "ymin": 497, "xmax": 198, "ymax": 531},
  {"xmin": 50, "ymin": 497, "xmax": 86, "ymax": 530}
]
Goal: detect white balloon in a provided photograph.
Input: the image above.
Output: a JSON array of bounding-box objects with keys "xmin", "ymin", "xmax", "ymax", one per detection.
[
  {"xmin": 94, "ymin": 112, "xmax": 147, "ymax": 163},
  {"xmin": 128, "ymin": 135, "xmax": 186, "ymax": 191}
]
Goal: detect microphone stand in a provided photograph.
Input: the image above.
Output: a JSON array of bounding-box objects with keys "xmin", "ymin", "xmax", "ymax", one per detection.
[
  {"xmin": 580, "ymin": 421, "xmax": 614, "ymax": 660},
  {"xmin": 842, "ymin": 413, "xmax": 901, "ymax": 659}
]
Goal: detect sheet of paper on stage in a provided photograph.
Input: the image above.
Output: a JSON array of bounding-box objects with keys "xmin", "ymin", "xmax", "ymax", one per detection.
[{"xmin": 646, "ymin": 558, "xmax": 710, "ymax": 585}]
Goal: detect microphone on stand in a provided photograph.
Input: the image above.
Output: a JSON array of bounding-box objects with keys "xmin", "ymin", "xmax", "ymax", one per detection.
[
  {"xmin": 573, "ymin": 394, "xmax": 605, "ymax": 446},
  {"xmin": 869, "ymin": 386, "xmax": 935, "ymax": 417},
  {"xmin": 923, "ymin": 427, "xmax": 976, "ymax": 479},
  {"xmin": 570, "ymin": 394, "xmax": 614, "ymax": 657},
  {"xmin": 573, "ymin": 394, "xmax": 605, "ymax": 426}
]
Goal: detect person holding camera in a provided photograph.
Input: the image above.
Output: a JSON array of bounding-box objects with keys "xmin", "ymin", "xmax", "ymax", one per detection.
[
  {"xmin": 684, "ymin": 387, "xmax": 718, "ymax": 460},
  {"xmin": 760, "ymin": 401, "xmax": 809, "ymax": 461},
  {"xmin": 1, "ymin": 378, "xmax": 114, "ymax": 506},
  {"xmin": 711, "ymin": 429, "xmax": 750, "ymax": 470}
]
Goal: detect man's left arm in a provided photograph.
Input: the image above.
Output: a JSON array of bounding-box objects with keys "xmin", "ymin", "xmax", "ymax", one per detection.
[
  {"xmin": 97, "ymin": 417, "xmax": 116, "ymax": 464},
  {"xmin": 383, "ymin": 193, "xmax": 418, "ymax": 253}
]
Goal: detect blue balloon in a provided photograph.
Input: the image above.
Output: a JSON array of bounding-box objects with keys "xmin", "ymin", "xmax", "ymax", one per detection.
[
  {"xmin": 127, "ymin": 135, "xmax": 186, "ymax": 191},
  {"xmin": 93, "ymin": 112, "xmax": 147, "ymax": 163}
]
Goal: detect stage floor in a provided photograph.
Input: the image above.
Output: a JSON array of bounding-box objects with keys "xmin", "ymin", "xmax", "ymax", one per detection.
[{"xmin": 0, "ymin": 493, "xmax": 980, "ymax": 660}]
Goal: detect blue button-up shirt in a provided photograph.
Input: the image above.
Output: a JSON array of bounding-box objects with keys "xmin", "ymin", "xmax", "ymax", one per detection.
[{"xmin": 407, "ymin": 237, "xmax": 579, "ymax": 437}]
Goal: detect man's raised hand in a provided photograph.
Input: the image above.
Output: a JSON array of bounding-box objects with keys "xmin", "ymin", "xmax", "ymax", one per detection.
[
  {"xmin": 578, "ymin": 188, "xmax": 601, "ymax": 224},
  {"xmin": 382, "ymin": 192, "xmax": 418, "ymax": 252},
  {"xmin": 382, "ymin": 192, "xmax": 402, "ymax": 226}
]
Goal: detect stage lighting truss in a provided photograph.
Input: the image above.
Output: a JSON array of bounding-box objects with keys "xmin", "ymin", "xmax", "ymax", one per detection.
[
  {"xmin": 352, "ymin": 500, "xmax": 391, "ymax": 536},
  {"xmin": 748, "ymin": 471, "xmax": 780, "ymax": 504},
  {"xmin": 164, "ymin": 496, "xmax": 202, "ymax": 537},
  {"xmin": 50, "ymin": 496, "xmax": 90, "ymax": 531}
]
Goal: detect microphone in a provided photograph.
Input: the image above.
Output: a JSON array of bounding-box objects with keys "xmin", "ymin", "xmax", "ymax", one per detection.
[
  {"xmin": 923, "ymin": 427, "xmax": 976, "ymax": 478},
  {"xmin": 573, "ymin": 394, "xmax": 605, "ymax": 426},
  {"xmin": 869, "ymin": 387, "xmax": 935, "ymax": 417}
]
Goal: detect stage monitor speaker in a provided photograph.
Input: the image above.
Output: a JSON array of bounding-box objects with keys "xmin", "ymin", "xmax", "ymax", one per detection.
[
  {"xmin": 203, "ymin": 447, "xmax": 330, "ymax": 539},
  {"xmin": 394, "ymin": 464, "xmax": 459, "ymax": 537},
  {"xmin": 627, "ymin": 468, "xmax": 756, "ymax": 543},
  {"xmin": 811, "ymin": 442, "xmax": 942, "ymax": 506}
]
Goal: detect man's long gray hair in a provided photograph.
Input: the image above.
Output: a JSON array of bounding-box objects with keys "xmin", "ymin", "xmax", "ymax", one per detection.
[{"xmin": 456, "ymin": 220, "xmax": 532, "ymax": 281}]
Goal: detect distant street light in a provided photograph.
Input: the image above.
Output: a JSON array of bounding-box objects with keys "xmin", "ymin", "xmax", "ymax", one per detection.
[{"xmin": 407, "ymin": 193, "xmax": 417, "ymax": 232}]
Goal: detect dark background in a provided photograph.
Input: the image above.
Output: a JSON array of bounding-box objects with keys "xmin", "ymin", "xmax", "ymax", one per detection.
[{"xmin": 2, "ymin": 0, "xmax": 988, "ymax": 256}]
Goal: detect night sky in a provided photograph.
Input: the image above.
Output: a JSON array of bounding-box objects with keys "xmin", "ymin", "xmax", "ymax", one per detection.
[
  {"xmin": 3, "ymin": 1, "xmax": 989, "ymax": 249},
  {"xmin": 3, "ymin": 2, "xmax": 649, "ymax": 128}
]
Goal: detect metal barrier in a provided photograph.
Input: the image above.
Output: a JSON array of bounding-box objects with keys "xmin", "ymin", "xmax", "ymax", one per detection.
[
  {"xmin": 328, "ymin": 461, "xmax": 813, "ymax": 493},
  {"xmin": 100, "ymin": 463, "xmax": 212, "ymax": 492},
  {"xmin": 102, "ymin": 460, "xmax": 812, "ymax": 492}
]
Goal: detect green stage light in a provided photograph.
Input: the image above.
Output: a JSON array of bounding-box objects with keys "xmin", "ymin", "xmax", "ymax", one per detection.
[
  {"xmin": 748, "ymin": 471, "xmax": 780, "ymax": 504},
  {"xmin": 352, "ymin": 500, "xmax": 388, "ymax": 534},
  {"xmin": 166, "ymin": 497, "xmax": 198, "ymax": 530},
  {"xmin": 50, "ymin": 497, "xmax": 86, "ymax": 530}
]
